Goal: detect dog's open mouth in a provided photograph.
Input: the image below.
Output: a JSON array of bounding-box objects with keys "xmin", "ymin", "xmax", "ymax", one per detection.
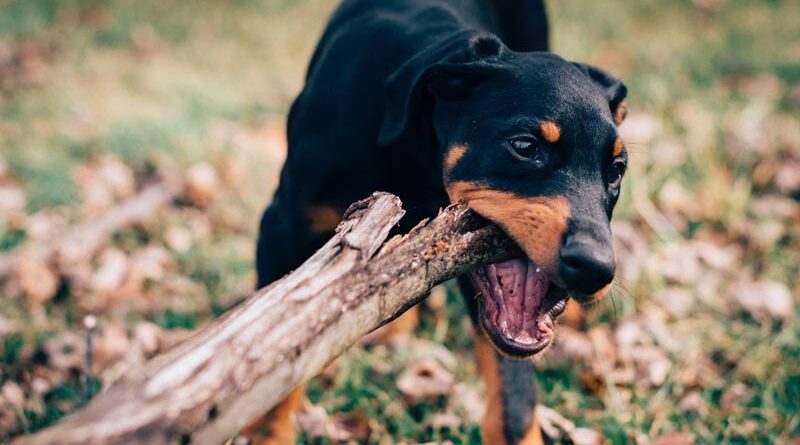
[{"xmin": 469, "ymin": 257, "xmax": 568, "ymax": 357}]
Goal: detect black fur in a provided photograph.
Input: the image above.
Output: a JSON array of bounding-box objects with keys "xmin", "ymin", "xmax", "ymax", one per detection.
[{"xmin": 256, "ymin": 1, "xmax": 627, "ymax": 442}]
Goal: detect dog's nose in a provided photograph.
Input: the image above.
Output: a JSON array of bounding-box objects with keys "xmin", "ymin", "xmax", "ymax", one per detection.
[{"xmin": 558, "ymin": 234, "xmax": 615, "ymax": 298}]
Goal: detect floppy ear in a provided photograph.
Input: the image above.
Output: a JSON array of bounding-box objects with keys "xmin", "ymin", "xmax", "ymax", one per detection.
[
  {"xmin": 573, "ymin": 63, "xmax": 628, "ymax": 126},
  {"xmin": 378, "ymin": 31, "xmax": 505, "ymax": 146}
]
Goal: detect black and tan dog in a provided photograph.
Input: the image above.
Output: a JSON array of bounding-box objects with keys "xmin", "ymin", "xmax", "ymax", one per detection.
[{"xmin": 249, "ymin": 0, "xmax": 628, "ymax": 443}]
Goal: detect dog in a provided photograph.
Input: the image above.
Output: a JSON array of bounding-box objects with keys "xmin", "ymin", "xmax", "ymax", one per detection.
[{"xmin": 250, "ymin": 0, "xmax": 628, "ymax": 443}]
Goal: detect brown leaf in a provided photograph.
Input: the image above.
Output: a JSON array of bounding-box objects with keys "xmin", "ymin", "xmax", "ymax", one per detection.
[
  {"xmin": 14, "ymin": 250, "xmax": 60, "ymax": 305},
  {"xmin": 328, "ymin": 410, "xmax": 371, "ymax": 442},
  {"xmin": 729, "ymin": 280, "xmax": 794, "ymax": 320},
  {"xmin": 43, "ymin": 332, "xmax": 85, "ymax": 372},
  {"xmin": 184, "ymin": 163, "xmax": 220, "ymax": 206},
  {"xmin": 91, "ymin": 248, "xmax": 129, "ymax": 293},
  {"xmin": 656, "ymin": 287, "xmax": 696, "ymax": 318},
  {"xmin": 571, "ymin": 427, "xmax": 603, "ymax": 445},
  {"xmin": 92, "ymin": 323, "xmax": 131, "ymax": 372},
  {"xmin": 678, "ymin": 390, "xmax": 708, "ymax": 414},
  {"xmin": 296, "ymin": 404, "xmax": 329, "ymax": 440},
  {"xmin": 396, "ymin": 359, "xmax": 455, "ymax": 403},
  {"xmin": 535, "ymin": 405, "xmax": 570, "ymax": 440},
  {"xmin": 0, "ymin": 381, "xmax": 25, "ymax": 409},
  {"xmin": 652, "ymin": 433, "xmax": 696, "ymax": 445},
  {"xmin": 133, "ymin": 322, "xmax": 162, "ymax": 355}
]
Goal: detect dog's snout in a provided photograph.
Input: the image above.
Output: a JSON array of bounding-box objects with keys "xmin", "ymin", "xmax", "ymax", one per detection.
[{"xmin": 558, "ymin": 233, "xmax": 615, "ymax": 297}]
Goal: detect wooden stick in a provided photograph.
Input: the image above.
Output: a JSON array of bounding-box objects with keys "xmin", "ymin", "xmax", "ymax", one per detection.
[
  {"xmin": 12, "ymin": 192, "xmax": 519, "ymax": 445},
  {"xmin": 0, "ymin": 179, "xmax": 181, "ymax": 279}
]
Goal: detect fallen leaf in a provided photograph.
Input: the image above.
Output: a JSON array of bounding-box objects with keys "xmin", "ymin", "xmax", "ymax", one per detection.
[
  {"xmin": 652, "ymin": 433, "xmax": 696, "ymax": 445},
  {"xmin": 396, "ymin": 359, "xmax": 455, "ymax": 403},
  {"xmin": 43, "ymin": 332, "xmax": 85, "ymax": 372},
  {"xmin": 678, "ymin": 390, "xmax": 707, "ymax": 414},
  {"xmin": 328, "ymin": 410, "xmax": 371, "ymax": 442},
  {"xmin": 92, "ymin": 323, "xmax": 131, "ymax": 372},
  {"xmin": 571, "ymin": 427, "xmax": 603, "ymax": 445},
  {"xmin": 91, "ymin": 248, "xmax": 129, "ymax": 292},
  {"xmin": 184, "ymin": 163, "xmax": 219, "ymax": 206},
  {"xmin": 728, "ymin": 280, "xmax": 793, "ymax": 320},
  {"xmin": 14, "ymin": 250, "xmax": 59, "ymax": 305},
  {"xmin": 449, "ymin": 383, "xmax": 484, "ymax": 424},
  {"xmin": 0, "ymin": 381, "xmax": 25, "ymax": 409},
  {"xmin": 536, "ymin": 404, "xmax": 575, "ymax": 441},
  {"xmin": 133, "ymin": 322, "xmax": 162, "ymax": 355},
  {"xmin": 296, "ymin": 404, "xmax": 328, "ymax": 439},
  {"xmin": 657, "ymin": 287, "xmax": 696, "ymax": 318}
]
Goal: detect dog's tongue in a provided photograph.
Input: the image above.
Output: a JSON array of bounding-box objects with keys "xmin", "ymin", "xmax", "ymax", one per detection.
[{"xmin": 481, "ymin": 258, "xmax": 550, "ymax": 345}]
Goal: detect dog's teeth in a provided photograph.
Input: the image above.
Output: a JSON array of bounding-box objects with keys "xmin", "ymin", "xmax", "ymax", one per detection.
[{"xmin": 514, "ymin": 331, "xmax": 535, "ymax": 345}]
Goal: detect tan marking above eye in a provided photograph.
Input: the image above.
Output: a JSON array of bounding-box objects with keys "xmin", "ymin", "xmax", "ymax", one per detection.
[
  {"xmin": 446, "ymin": 181, "xmax": 570, "ymax": 274},
  {"xmin": 614, "ymin": 101, "xmax": 628, "ymax": 127},
  {"xmin": 540, "ymin": 121, "xmax": 561, "ymax": 143},
  {"xmin": 613, "ymin": 138, "xmax": 624, "ymax": 158},
  {"xmin": 444, "ymin": 144, "xmax": 467, "ymax": 179}
]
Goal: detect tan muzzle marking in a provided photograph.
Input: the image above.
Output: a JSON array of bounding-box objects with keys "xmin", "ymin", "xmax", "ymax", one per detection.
[{"xmin": 446, "ymin": 181, "xmax": 570, "ymax": 274}]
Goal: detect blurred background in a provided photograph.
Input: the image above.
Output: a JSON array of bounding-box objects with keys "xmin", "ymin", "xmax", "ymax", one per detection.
[{"xmin": 0, "ymin": 0, "xmax": 798, "ymax": 443}]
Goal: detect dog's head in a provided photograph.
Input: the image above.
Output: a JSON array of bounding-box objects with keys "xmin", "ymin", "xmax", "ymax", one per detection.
[{"xmin": 379, "ymin": 32, "xmax": 628, "ymax": 357}]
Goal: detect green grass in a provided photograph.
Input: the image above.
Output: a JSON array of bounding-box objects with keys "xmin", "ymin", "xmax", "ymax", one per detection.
[{"xmin": 0, "ymin": 0, "xmax": 798, "ymax": 443}]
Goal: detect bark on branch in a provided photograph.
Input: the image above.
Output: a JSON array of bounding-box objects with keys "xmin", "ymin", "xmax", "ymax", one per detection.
[{"xmin": 12, "ymin": 192, "xmax": 520, "ymax": 445}]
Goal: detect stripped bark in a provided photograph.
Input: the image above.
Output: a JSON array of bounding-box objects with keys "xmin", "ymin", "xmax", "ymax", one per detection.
[
  {"xmin": 0, "ymin": 179, "xmax": 181, "ymax": 279},
  {"xmin": 12, "ymin": 192, "xmax": 520, "ymax": 445}
]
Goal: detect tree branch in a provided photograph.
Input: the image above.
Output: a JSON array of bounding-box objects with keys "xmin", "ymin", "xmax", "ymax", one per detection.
[{"xmin": 12, "ymin": 192, "xmax": 519, "ymax": 445}]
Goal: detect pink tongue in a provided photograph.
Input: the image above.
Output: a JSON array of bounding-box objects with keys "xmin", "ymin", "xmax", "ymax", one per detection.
[{"xmin": 486, "ymin": 258, "xmax": 549, "ymax": 343}]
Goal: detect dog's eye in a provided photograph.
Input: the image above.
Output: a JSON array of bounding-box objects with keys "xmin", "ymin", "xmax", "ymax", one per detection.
[
  {"xmin": 507, "ymin": 137, "xmax": 542, "ymax": 163},
  {"xmin": 608, "ymin": 158, "xmax": 627, "ymax": 188}
]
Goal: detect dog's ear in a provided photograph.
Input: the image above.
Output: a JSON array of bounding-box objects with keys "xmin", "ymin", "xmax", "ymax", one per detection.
[
  {"xmin": 378, "ymin": 32, "xmax": 505, "ymax": 146},
  {"xmin": 573, "ymin": 63, "xmax": 628, "ymax": 126}
]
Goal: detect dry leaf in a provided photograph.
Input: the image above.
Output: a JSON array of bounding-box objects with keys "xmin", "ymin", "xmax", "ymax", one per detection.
[
  {"xmin": 91, "ymin": 248, "xmax": 129, "ymax": 292},
  {"xmin": 729, "ymin": 280, "xmax": 793, "ymax": 320},
  {"xmin": 0, "ymin": 184, "xmax": 26, "ymax": 222},
  {"xmin": 43, "ymin": 332, "xmax": 85, "ymax": 372},
  {"xmin": 449, "ymin": 383, "xmax": 484, "ymax": 424},
  {"xmin": 133, "ymin": 322, "xmax": 162, "ymax": 355},
  {"xmin": 536, "ymin": 404, "xmax": 574, "ymax": 440},
  {"xmin": 296, "ymin": 404, "xmax": 329, "ymax": 440},
  {"xmin": 92, "ymin": 324, "xmax": 131, "ymax": 371},
  {"xmin": 328, "ymin": 410, "xmax": 371, "ymax": 442},
  {"xmin": 164, "ymin": 226, "xmax": 194, "ymax": 253},
  {"xmin": 14, "ymin": 250, "xmax": 59, "ymax": 305},
  {"xmin": 678, "ymin": 390, "xmax": 707, "ymax": 414},
  {"xmin": 652, "ymin": 433, "xmax": 696, "ymax": 445},
  {"xmin": 571, "ymin": 428, "xmax": 603, "ymax": 445},
  {"xmin": 0, "ymin": 381, "xmax": 25, "ymax": 409},
  {"xmin": 396, "ymin": 359, "xmax": 455, "ymax": 403},
  {"xmin": 184, "ymin": 163, "xmax": 219, "ymax": 206},
  {"xmin": 657, "ymin": 287, "xmax": 696, "ymax": 318}
]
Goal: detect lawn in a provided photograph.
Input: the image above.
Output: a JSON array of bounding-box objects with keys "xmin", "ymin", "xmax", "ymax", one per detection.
[{"xmin": 0, "ymin": 0, "xmax": 798, "ymax": 443}]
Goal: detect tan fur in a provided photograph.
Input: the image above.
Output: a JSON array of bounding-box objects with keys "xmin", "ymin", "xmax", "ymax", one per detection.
[
  {"xmin": 243, "ymin": 386, "xmax": 305, "ymax": 445},
  {"xmin": 519, "ymin": 411, "xmax": 546, "ymax": 445},
  {"xmin": 474, "ymin": 331, "xmax": 508, "ymax": 445},
  {"xmin": 306, "ymin": 204, "xmax": 342, "ymax": 234},
  {"xmin": 385, "ymin": 306, "xmax": 419, "ymax": 339},
  {"xmin": 561, "ymin": 299, "xmax": 585, "ymax": 329},
  {"xmin": 540, "ymin": 121, "xmax": 561, "ymax": 143},
  {"xmin": 446, "ymin": 181, "xmax": 570, "ymax": 274},
  {"xmin": 614, "ymin": 101, "xmax": 628, "ymax": 126},
  {"xmin": 613, "ymin": 137, "xmax": 624, "ymax": 158},
  {"xmin": 444, "ymin": 144, "xmax": 468, "ymax": 178}
]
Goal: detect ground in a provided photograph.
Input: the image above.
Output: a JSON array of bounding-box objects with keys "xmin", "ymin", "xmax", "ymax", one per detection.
[{"xmin": 0, "ymin": 0, "xmax": 798, "ymax": 443}]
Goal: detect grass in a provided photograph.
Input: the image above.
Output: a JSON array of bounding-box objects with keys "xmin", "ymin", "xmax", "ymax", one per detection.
[{"xmin": 0, "ymin": 0, "xmax": 798, "ymax": 443}]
